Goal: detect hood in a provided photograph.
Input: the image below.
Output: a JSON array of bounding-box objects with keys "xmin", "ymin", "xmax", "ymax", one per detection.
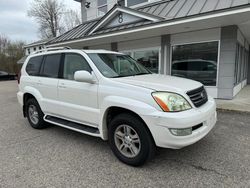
[{"xmin": 113, "ymin": 74, "xmax": 202, "ymax": 93}]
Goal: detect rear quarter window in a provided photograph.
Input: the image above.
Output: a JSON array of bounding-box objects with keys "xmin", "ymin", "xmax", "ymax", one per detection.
[
  {"xmin": 40, "ymin": 54, "xmax": 61, "ymax": 78},
  {"xmin": 25, "ymin": 56, "xmax": 43, "ymax": 76}
]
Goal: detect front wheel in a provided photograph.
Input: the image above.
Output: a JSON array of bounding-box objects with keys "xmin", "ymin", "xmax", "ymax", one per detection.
[{"xmin": 108, "ymin": 113, "xmax": 155, "ymax": 166}]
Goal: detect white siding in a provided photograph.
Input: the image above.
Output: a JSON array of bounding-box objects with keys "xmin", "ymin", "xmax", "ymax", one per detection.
[
  {"xmin": 89, "ymin": 43, "xmax": 111, "ymax": 50},
  {"xmin": 118, "ymin": 36, "xmax": 161, "ymax": 51},
  {"xmin": 170, "ymin": 28, "xmax": 221, "ymax": 45}
]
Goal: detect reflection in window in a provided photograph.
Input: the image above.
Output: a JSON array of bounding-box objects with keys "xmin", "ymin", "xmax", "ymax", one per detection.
[
  {"xmin": 133, "ymin": 49, "xmax": 159, "ymax": 73},
  {"xmin": 63, "ymin": 53, "xmax": 91, "ymax": 80},
  {"xmin": 98, "ymin": 0, "xmax": 107, "ymax": 16},
  {"xmin": 171, "ymin": 42, "xmax": 218, "ymax": 86}
]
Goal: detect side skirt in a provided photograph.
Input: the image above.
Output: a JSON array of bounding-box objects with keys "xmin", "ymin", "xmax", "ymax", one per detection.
[{"xmin": 44, "ymin": 115, "xmax": 101, "ymax": 137}]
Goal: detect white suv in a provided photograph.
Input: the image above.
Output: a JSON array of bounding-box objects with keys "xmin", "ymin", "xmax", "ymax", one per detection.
[{"xmin": 17, "ymin": 48, "xmax": 217, "ymax": 166}]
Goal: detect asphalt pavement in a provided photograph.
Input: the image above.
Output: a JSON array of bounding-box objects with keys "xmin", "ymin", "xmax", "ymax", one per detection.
[{"xmin": 0, "ymin": 81, "xmax": 249, "ymax": 188}]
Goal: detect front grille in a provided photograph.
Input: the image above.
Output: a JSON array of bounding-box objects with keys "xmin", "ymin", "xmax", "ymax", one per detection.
[{"xmin": 187, "ymin": 86, "xmax": 208, "ymax": 108}]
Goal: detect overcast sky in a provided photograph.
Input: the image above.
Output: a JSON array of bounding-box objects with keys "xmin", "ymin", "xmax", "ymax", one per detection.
[{"xmin": 0, "ymin": 0, "xmax": 81, "ymax": 43}]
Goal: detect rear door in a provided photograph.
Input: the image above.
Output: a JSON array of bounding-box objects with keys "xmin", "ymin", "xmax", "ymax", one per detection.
[
  {"xmin": 38, "ymin": 53, "xmax": 62, "ymax": 115},
  {"xmin": 57, "ymin": 53, "xmax": 99, "ymax": 127}
]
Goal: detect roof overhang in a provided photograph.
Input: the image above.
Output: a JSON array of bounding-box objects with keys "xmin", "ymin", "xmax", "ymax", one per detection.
[{"xmin": 48, "ymin": 6, "xmax": 250, "ymax": 48}]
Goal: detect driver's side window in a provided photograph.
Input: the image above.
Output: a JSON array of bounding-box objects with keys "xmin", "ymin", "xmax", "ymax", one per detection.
[{"xmin": 63, "ymin": 53, "xmax": 92, "ymax": 80}]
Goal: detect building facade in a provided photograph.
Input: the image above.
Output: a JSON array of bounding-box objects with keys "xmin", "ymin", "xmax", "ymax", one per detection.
[
  {"xmin": 47, "ymin": 0, "xmax": 250, "ymax": 99},
  {"xmin": 23, "ymin": 39, "xmax": 52, "ymax": 56}
]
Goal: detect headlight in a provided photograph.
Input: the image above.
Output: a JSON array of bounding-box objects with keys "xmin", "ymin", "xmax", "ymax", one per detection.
[{"xmin": 152, "ymin": 92, "xmax": 192, "ymax": 112}]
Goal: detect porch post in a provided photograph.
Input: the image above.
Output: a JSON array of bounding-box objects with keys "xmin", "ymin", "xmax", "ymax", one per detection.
[
  {"xmin": 217, "ymin": 25, "xmax": 238, "ymax": 99},
  {"xmin": 161, "ymin": 35, "xmax": 170, "ymax": 75}
]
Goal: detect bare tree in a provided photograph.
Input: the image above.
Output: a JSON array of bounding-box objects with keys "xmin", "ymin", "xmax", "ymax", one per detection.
[
  {"xmin": 0, "ymin": 34, "xmax": 10, "ymax": 54},
  {"xmin": 61, "ymin": 9, "xmax": 81, "ymax": 33},
  {"xmin": 28, "ymin": 0, "xmax": 64, "ymax": 39},
  {"xmin": 0, "ymin": 33, "xmax": 24, "ymax": 74}
]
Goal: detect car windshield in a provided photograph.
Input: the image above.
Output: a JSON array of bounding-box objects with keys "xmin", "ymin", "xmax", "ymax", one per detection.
[{"xmin": 88, "ymin": 53, "xmax": 151, "ymax": 78}]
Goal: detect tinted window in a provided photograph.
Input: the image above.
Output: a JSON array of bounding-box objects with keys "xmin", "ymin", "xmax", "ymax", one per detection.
[
  {"xmin": 26, "ymin": 56, "xmax": 43, "ymax": 76},
  {"xmin": 41, "ymin": 54, "xmax": 61, "ymax": 78},
  {"xmin": 63, "ymin": 53, "xmax": 92, "ymax": 80}
]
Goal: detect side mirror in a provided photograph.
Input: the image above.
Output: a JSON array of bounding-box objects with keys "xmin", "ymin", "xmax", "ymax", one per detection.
[{"xmin": 74, "ymin": 70, "xmax": 95, "ymax": 83}]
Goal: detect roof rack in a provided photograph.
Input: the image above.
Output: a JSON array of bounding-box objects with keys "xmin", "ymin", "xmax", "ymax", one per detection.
[{"xmin": 33, "ymin": 46, "xmax": 71, "ymax": 54}]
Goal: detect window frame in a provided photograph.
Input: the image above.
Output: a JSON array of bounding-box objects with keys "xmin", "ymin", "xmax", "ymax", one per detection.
[
  {"xmin": 125, "ymin": 0, "xmax": 149, "ymax": 7},
  {"xmin": 170, "ymin": 40, "xmax": 220, "ymax": 88},
  {"xmin": 25, "ymin": 55, "xmax": 44, "ymax": 76},
  {"xmin": 60, "ymin": 52, "xmax": 93, "ymax": 81},
  {"xmin": 121, "ymin": 47, "xmax": 161, "ymax": 74},
  {"xmin": 97, "ymin": 0, "xmax": 108, "ymax": 17},
  {"xmin": 39, "ymin": 53, "xmax": 63, "ymax": 79}
]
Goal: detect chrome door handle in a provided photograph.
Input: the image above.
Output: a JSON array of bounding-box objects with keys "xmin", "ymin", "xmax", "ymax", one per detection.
[
  {"xmin": 59, "ymin": 83, "xmax": 66, "ymax": 88},
  {"xmin": 37, "ymin": 80, "xmax": 43, "ymax": 85}
]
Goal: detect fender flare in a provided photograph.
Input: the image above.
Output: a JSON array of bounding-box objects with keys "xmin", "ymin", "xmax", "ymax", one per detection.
[
  {"xmin": 99, "ymin": 96, "xmax": 156, "ymax": 140},
  {"xmin": 23, "ymin": 86, "xmax": 44, "ymax": 110}
]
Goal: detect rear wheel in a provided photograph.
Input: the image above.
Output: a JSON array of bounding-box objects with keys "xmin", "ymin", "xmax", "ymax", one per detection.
[
  {"xmin": 108, "ymin": 113, "xmax": 155, "ymax": 166},
  {"xmin": 26, "ymin": 98, "xmax": 48, "ymax": 129}
]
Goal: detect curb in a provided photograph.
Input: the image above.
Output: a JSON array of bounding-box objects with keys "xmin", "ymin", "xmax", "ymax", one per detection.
[{"xmin": 217, "ymin": 108, "xmax": 250, "ymax": 114}]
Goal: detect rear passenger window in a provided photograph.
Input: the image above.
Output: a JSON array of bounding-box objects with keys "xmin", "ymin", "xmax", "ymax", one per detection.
[
  {"xmin": 63, "ymin": 53, "xmax": 91, "ymax": 80},
  {"xmin": 26, "ymin": 56, "xmax": 43, "ymax": 76},
  {"xmin": 41, "ymin": 54, "xmax": 61, "ymax": 78}
]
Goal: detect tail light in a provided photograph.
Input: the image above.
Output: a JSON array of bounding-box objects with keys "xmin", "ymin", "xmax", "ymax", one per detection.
[{"xmin": 17, "ymin": 71, "xmax": 21, "ymax": 84}]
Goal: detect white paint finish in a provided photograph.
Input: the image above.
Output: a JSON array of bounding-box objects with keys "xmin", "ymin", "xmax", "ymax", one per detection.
[
  {"xmin": 233, "ymin": 83, "xmax": 242, "ymax": 96},
  {"xmin": 25, "ymin": 45, "xmax": 46, "ymax": 56},
  {"xmin": 18, "ymin": 49, "xmax": 217, "ymax": 149},
  {"xmin": 118, "ymin": 36, "xmax": 161, "ymax": 51},
  {"xmin": 237, "ymin": 29, "xmax": 245, "ymax": 46},
  {"xmin": 233, "ymin": 79, "xmax": 248, "ymax": 97},
  {"xmin": 205, "ymin": 87, "xmax": 218, "ymax": 98},
  {"xmin": 57, "ymin": 79, "xmax": 99, "ymax": 125},
  {"xmin": 170, "ymin": 28, "xmax": 221, "ymax": 45},
  {"xmin": 242, "ymin": 79, "xmax": 247, "ymax": 87}
]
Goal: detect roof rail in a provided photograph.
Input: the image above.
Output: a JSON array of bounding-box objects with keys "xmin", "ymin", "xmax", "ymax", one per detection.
[{"xmin": 33, "ymin": 46, "xmax": 71, "ymax": 54}]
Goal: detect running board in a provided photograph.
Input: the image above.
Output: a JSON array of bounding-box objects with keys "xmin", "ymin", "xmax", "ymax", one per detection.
[{"xmin": 44, "ymin": 115, "xmax": 100, "ymax": 136}]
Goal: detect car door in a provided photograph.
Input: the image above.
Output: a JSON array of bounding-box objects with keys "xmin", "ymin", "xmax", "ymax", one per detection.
[
  {"xmin": 57, "ymin": 53, "xmax": 99, "ymax": 127},
  {"xmin": 37, "ymin": 53, "xmax": 61, "ymax": 115}
]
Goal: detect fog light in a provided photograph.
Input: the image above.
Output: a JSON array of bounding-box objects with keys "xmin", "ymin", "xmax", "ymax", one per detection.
[{"xmin": 170, "ymin": 128, "xmax": 192, "ymax": 136}]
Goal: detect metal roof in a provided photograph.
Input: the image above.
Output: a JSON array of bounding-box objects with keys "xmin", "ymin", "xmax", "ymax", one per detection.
[
  {"xmin": 137, "ymin": 0, "xmax": 250, "ymax": 20},
  {"xmin": 48, "ymin": 19, "xmax": 99, "ymax": 44},
  {"xmin": 48, "ymin": 0, "xmax": 250, "ymax": 45},
  {"xmin": 24, "ymin": 38, "xmax": 53, "ymax": 48}
]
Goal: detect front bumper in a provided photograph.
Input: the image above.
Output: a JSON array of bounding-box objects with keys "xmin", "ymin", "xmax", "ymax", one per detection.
[{"xmin": 141, "ymin": 97, "xmax": 217, "ymax": 149}]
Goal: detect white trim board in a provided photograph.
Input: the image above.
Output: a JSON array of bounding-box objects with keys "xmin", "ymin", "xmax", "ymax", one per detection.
[{"xmin": 89, "ymin": 6, "xmax": 162, "ymax": 35}]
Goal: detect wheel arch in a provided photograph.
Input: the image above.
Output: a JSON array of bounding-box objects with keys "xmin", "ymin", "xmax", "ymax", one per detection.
[
  {"xmin": 101, "ymin": 106, "xmax": 155, "ymax": 146},
  {"xmin": 22, "ymin": 87, "xmax": 43, "ymax": 117}
]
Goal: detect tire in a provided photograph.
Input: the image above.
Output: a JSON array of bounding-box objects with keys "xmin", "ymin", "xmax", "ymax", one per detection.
[
  {"xmin": 108, "ymin": 113, "xmax": 155, "ymax": 166},
  {"xmin": 26, "ymin": 98, "xmax": 48, "ymax": 129}
]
